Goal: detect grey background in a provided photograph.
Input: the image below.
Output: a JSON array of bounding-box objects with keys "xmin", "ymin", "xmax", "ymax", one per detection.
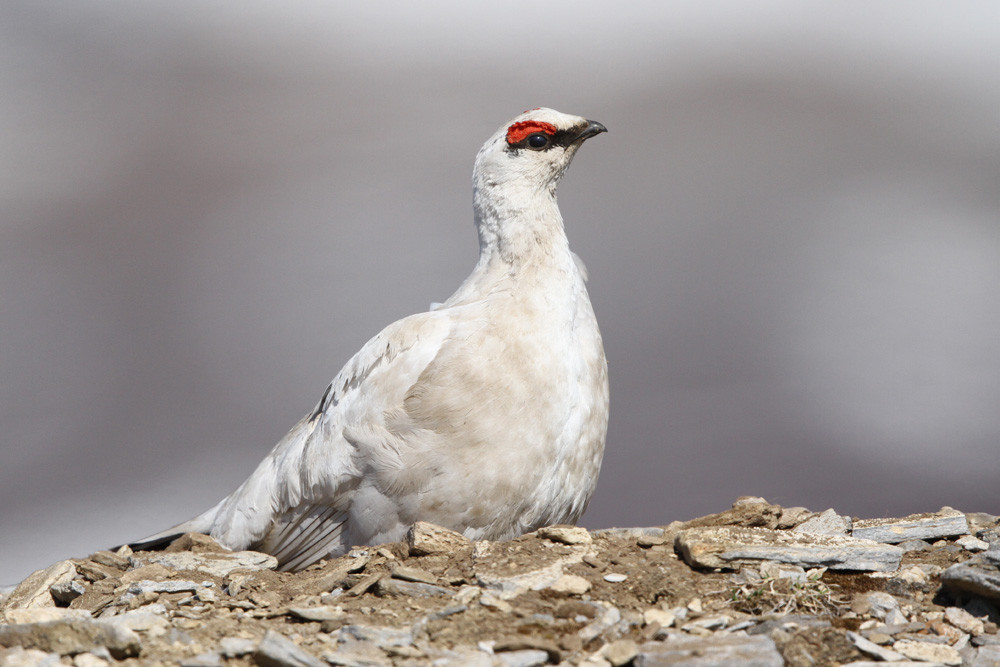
[{"xmin": 2, "ymin": 2, "xmax": 998, "ymax": 585}]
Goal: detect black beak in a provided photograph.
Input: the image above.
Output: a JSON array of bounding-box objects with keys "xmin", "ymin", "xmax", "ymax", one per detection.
[{"xmin": 573, "ymin": 120, "xmax": 608, "ymax": 143}]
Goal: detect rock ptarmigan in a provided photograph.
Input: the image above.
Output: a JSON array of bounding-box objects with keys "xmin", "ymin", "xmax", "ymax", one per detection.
[{"xmin": 129, "ymin": 108, "xmax": 609, "ymax": 571}]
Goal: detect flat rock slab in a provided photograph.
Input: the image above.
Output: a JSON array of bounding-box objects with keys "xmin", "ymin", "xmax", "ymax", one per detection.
[
  {"xmin": 852, "ymin": 508, "xmax": 969, "ymax": 544},
  {"xmin": 940, "ymin": 549, "xmax": 1000, "ymax": 601},
  {"xmin": 2, "ymin": 608, "xmax": 92, "ymax": 625},
  {"xmin": 793, "ymin": 508, "xmax": 852, "ymax": 536},
  {"xmin": 473, "ymin": 536, "xmax": 593, "ymax": 598},
  {"xmin": 0, "ymin": 561, "xmax": 76, "ymax": 614},
  {"xmin": 133, "ymin": 550, "xmax": 278, "ymax": 577},
  {"xmin": 406, "ymin": 522, "xmax": 470, "ymax": 556},
  {"xmin": 634, "ymin": 635, "xmax": 783, "ymax": 666},
  {"xmin": 0, "ymin": 619, "xmax": 141, "ymax": 659},
  {"xmin": 675, "ymin": 526, "xmax": 903, "ymax": 571},
  {"xmin": 255, "ymin": 629, "xmax": 324, "ymax": 667}
]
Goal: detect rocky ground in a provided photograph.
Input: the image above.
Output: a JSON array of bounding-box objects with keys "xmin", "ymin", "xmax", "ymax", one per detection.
[{"xmin": 2, "ymin": 498, "xmax": 999, "ymax": 666}]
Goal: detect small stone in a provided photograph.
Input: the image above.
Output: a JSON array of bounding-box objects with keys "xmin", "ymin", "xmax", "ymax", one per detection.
[
  {"xmin": 776, "ymin": 507, "xmax": 815, "ymax": 529},
  {"xmin": 549, "ymin": 574, "xmax": 592, "ymax": 595},
  {"xmin": 338, "ymin": 624, "xmax": 413, "ymax": 648},
  {"xmin": 758, "ymin": 561, "xmax": 808, "ymax": 582},
  {"xmin": 976, "ymin": 646, "xmax": 1000, "ymax": 665},
  {"xmin": 847, "ymin": 631, "xmax": 906, "ymax": 661},
  {"xmin": 103, "ymin": 609, "xmax": 169, "ymax": 637},
  {"xmin": 479, "ymin": 593, "xmax": 513, "ymax": 613},
  {"xmin": 196, "ymin": 588, "xmax": 217, "ymax": 604},
  {"xmin": 592, "ymin": 527, "xmax": 666, "ymax": 541},
  {"xmin": 603, "ymin": 573, "xmax": 627, "ymax": 583},
  {"xmin": 852, "ymin": 507, "xmax": 969, "ymax": 544},
  {"xmin": 88, "ymin": 552, "xmax": 129, "ymax": 571},
  {"xmin": 0, "ymin": 646, "xmax": 63, "ymax": 666},
  {"xmin": 643, "ymin": 608, "xmax": 676, "ymax": 628},
  {"xmin": 179, "ymin": 653, "xmax": 222, "ymax": 667},
  {"xmin": 295, "ymin": 553, "xmax": 371, "ymax": 598},
  {"xmin": 66, "ymin": 582, "xmax": 116, "ymax": 615},
  {"xmin": 0, "ymin": 619, "xmax": 141, "ymax": 659},
  {"xmin": 74, "ymin": 653, "xmax": 110, "ymax": 667},
  {"xmin": 345, "ymin": 572, "xmax": 384, "ymax": 597},
  {"xmin": 157, "ymin": 532, "xmax": 227, "ymax": 553},
  {"xmin": 681, "ymin": 498, "xmax": 782, "ymax": 530},
  {"xmin": 896, "ymin": 539, "xmax": 933, "ymax": 552},
  {"xmin": 72, "ymin": 561, "xmax": 118, "ymax": 583},
  {"xmin": 3, "ymin": 608, "xmax": 92, "ymax": 624},
  {"xmin": 375, "ymin": 577, "xmax": 452, "ymax": 598},
  {"xmin": 945, "ymin": 606, "xmax": 986, "ymax": 635},
  {"xmin": 118, "ymin": 579, "xmax": 212, "ymax": 603},
  {"xmin": 793, "ymin": 508, "xmax": 852, "ymax": 535},
  {"xmin": 687, "ymin": 598, "xmax": 703, "ymax": 613},
  {"xmin": 323, "ymin": 641, "xmax": 393, "ymax": 667},
  {"xmin": 931, "ymin": 618, "xmax": 967, "ymax": 644},
  {"xmin": 681, "ymin": 615, "xmax": 729, "ymax": 632},
  {"xmin": 0, "ymin": 561, "xmax": 77, "ymax": 613},
  {"xmin": 636, "ymin": 533, "xmax": 669, "ymax": 548},
  {"xmin": 941, "ymin": 549, "xmax": 1000, "ymax": 601},
  {"xmin": 578, "ymin": 604, "xmax": 622, "ymax": 644},
  {"xmin": 957, "ymin": 535, "xmax": 991, "ymax": 552},
  {"xmin": 893, "ymin": 565, "xmax": 930, "ymax": 584},
  {"xmin": 893, "ymin": 639, "xmax": 962, "ymax": 665},
  {"xmin": 494, "ymin": 649, "xmax": 549, "ymax": 667},
  {"xmin": 385, "ymin": 645, "xmax": 423, "ymax": 660},
  {"xmin": 676, "ymin": 526, "xmax": 903, "ymax": 571},
  {"xmin": 536, "ymin": 525, "xmax": 592, "ymax": 545},
  {"xmin": 219, "ymin": 637, "xmax": 257, "ymax": 657},
  {"xmin": 494, "ymin": 638, "xmax": 561, "ymax": 663},
  {"xmin": 288, "ymin": 605, "xmax": 345, "ymax": 622},
  {"xmin": 966, "ymin": 512, "xmax": 1000, "ymax": 533},
  {"xmin": 602, "ymin": 639, "xmax": 638, "ymax": 666},
  {"xmin": 49, "ymin": 580, "xmax": 87, "ymax": 606},
  {"xmin": 389, "ymin": 565, "xmax": 437, "ymax": 584},
  {"xmin": 474, "ymin": 539, "xmax": 591, "ymax": 597},
  {"xmin": 134, "ymin": 551, "xmax": 277, "ymax": 577},
  {"xmin": 406, "ymin": 522, "xmax": 471, "ymax": 556},
  {"xmin": 634, "ymin": 635, "xmax": 783, "ymax": 666},
  {"xmin": 851, "ymin": 592, "xmax": 901, "ymax": 621},
  {"xmin": 426, "ymin": 605, "xmax": 468, "ymax": 621},
  {"xmin": 255, "ymin": 630, "xmax": 325, "ymax": 667},
  {"xmin": 733, "ymin": 495, "xmax": 769, "ymax": 507},
  {"xmin": 117, "ymin": 564, "xmax": 174, "ymax": 586},
  {"xmin": 250, "ymin": 589, "xmax": 283, "ymax": 608},
  {"xmin": 454, "ymin": 585, "xmax": 481, "ymax": 605}
]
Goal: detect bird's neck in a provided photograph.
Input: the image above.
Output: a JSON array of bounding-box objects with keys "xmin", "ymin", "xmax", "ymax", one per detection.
[
  {"xmin": 440, "ymin": 177, "xmax": 580, "ymax": 310},
  {"xmin": 472, "ymin": 177, "xmax": 570, "ymax": 270}
]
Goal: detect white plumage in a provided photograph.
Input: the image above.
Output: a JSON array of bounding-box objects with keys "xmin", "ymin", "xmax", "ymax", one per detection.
[{"xmin": 132, "ymin": 108, "xmax": 609, "ymax": 570}]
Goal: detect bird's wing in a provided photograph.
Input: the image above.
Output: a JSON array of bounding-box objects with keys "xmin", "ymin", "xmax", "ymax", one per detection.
[
  {"xmin": 251, "ymin": 501, "xmax": 349, "ymax": 571},
  {"xmin": 202, "ymin": 310, "xmax": 457, "ymax": 568}
]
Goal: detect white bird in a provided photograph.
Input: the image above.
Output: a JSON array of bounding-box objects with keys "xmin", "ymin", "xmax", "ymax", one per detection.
[{"xmin": 130, "ymin": 108, "xmax": 609, "ymax": 571}]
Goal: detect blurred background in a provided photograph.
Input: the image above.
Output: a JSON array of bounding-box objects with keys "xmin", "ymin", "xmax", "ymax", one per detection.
[{"xmin": 2, "ymin": 1, "xmax": 998, "ymax": 585}]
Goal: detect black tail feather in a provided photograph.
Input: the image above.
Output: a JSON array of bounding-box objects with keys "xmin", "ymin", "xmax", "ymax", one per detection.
[{"xmin": 112, "ymin": 532, "xmax": 188, "ymax": 554}]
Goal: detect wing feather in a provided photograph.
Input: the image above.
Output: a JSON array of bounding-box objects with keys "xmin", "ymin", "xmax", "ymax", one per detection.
[
  {"xmin": 200, "ymin": 310, "xmax": 457, "ymax": 566},
  {"xmin": 252, "ymin": 503, "xmax": 347, "ymax": 571}
]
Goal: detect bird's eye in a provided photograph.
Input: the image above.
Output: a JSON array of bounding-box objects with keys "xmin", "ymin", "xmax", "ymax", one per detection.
[{"xmin": 526, "ymin": 133, "xmax": 550, "ymax": 150}]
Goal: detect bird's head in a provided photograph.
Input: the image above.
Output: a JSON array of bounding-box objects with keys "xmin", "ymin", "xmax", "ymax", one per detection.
[{"xmin": 473, "ymin": 108, "xmax": 607, "ymax": 196}]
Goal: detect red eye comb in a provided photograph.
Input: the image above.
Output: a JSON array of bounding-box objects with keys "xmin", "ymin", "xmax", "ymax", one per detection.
[{"xmin": 506, "ymin": 120, "xmax": 557, "ymax": 145}]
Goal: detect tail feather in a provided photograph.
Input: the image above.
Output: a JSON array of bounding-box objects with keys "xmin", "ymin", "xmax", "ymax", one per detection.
[{"xmin": 117, "ymin": 502, "xmax": 222, "ymax": 553}]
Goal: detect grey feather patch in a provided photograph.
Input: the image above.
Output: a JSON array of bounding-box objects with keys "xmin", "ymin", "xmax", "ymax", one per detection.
[{"xmin": 252, "ymin": 504, "xmax": 348, "ymax": 571}]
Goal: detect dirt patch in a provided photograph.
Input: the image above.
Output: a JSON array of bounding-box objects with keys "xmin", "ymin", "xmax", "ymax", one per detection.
[{"xmin": 2, "ymin": 500, "xmax": 999, "ymax": 665}]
